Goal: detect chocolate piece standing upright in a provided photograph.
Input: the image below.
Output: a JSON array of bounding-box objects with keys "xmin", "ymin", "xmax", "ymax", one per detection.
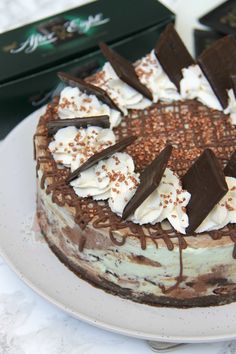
[
  {"xmin": 57, "ymin": 71, "xmax": 122, "ymax": 113},
  {"xmin": 198, "ymin": 35, "xmax": 236, "ymax": 109},
  {"xmin": 122, "ymin": 145, "xmax": 173, "ymax": 220},
  {"xmin": 155, "ymin": 23, "xmax": 194, "ymax": 91},
  {"xmin": 66, "ymin": 136, "xmax": 136, "ymax": 183},
  {"xmin": 46, "ymin": 115, "xmax": 110, "ymax": 135},
  {"xmin": 99, "ymin": 42, "xmax": 153, "ymax": 100},
  {"xmin": 182, "ymin": 149, "xmax": 228, "ymax": 234},
  {"xmin": 224, "ymin": 151, "xmax": 236, "ymax": 178}
]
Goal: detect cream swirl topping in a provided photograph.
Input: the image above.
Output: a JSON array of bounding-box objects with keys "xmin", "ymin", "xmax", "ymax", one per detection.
[
  {"xmin": 48, "ymin": 126, "xmax": 116, "ymax": 171},
  {"xmin": 135, "ymin": 50, "xmax": 180, "ymax": 102},
  {"xmin": 71, "ymin": 153, "xmax": 139, "ymax": 201},
  {"xmin": 58, "ymin": 87, "xmax": 121, "ymax": 128},
  {"xmin": 71, "ymin": 153, "xmax": 190, "ymax": 234},
  {"xmin": 110, "ymin": 167, "xmax": 191, "ymax": 234},
  {"xmin": 180, "ymin": 64, "xmax": 222, "ymax": 111},
  {"xmin": 92, "ymin": 62, "xmax": 152, "ymax": 115},
  {"xmin": 196, "ymin": 176, "xmax": 236, "ymax": 233}
]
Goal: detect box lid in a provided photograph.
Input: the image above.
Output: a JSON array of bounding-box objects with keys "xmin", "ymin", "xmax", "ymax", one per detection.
[{"xmin": 0, "ymin": 0, "xmax": 174, "ymax": 84}]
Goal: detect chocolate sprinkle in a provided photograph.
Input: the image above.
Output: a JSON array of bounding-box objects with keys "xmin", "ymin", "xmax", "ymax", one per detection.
[
  {"xmin": 155, "ymin": 23, "xmax": 194, "ymax": 91},
  {"xmin": 198, "ymin": 35, "xmax": 236, "ymax": 109},
  {"xmin": 46, "ymin": 115, "xmax": 110, "ymax": 135},
  {"xmin": 183, "ymin": 149, "xmax": 228, "ymax": 234},
  {"xmin": 99, "ymin": 42, "xmax": 153, "ymax": 100},
  {"xmin": 66, "ymin": 135, "xmax": 137, "ymax": 183},
  {"xmin": 57, "ymin": 71, "xmax": 122, "ymax": 113},
  {"xmin": 122, "ymin": 145, "xmax": 173, "ymax": 220},
  {"xmin": 224, "ymin": 151, "xmax": 236, "ymax": 178}
]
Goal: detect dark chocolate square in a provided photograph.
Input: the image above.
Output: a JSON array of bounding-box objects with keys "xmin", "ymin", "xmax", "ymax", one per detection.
[
  {"xmin": 182, "ymin": 149, "xmax": 228, "ymax": 234},
  {"xmin": 99, "ymin": 42, "xmax": 153, "ymax": 100},
  {"xmin": 197, "ymin": 35, "xmax": 236, "ymax": 109},
  {"xmin": 155, "ymin": 23, "xmax": 194, "ymax": 91}
]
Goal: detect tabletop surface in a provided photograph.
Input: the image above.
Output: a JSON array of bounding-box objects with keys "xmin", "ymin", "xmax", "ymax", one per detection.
[{"xmin": 1, "ymin": 0, "xmax": 235, "ymax": 353}]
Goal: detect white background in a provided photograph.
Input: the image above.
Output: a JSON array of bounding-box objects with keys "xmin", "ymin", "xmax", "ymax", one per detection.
[{"xmin": 1, "ymin": 0, "xmax": 235, "ymax": 353}]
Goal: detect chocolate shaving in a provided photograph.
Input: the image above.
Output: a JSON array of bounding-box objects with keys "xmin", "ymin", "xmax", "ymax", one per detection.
[
  {"xmin": 182, "ymin": 149, "xmax": 228, "ymax": 234},
  {"xmin": 197, "ymin": 35, "xmax": 236, "ymax": 109},
  {"xmin": 155, "ymin": 23, "xmax": 194, "ymax": 91},
  {"xmin": 66, "ymin": 136, "xmax": 137, "ymax": 183},
  {"xmin": 46, "ymin": 116, "xmax": 110, "ymax": 135},
  {"xmin": 57, "ymin": 71, "xmax": 122, "ymax": 113},
  {"xmin": 99, "ymin": 42, "xmax": 153, "ymax": 100},
  {"xmin": 122, "ymin": 145, "xmax": 173, "ymax": 220},
  {"xmin": 224, "ymin": 151, "xmax": 236, "ymax": 178}
]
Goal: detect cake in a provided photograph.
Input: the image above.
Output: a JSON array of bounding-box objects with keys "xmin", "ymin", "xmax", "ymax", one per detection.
[{"xmin": 34, "ymin": 24, "xmax": 236, "ymax": 308}]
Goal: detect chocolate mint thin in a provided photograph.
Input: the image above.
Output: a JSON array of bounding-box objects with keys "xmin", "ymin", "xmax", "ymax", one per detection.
[
  {"xmin": 47, "ymin": 115, "xmax": 110, "ymax": 135},
  {"xmin": 182, "ymin": 148, "xmax": 228, "ymax": 234},
  {"xmin": 155, "ymin": 23, "xmax": 194, "ymax": 91},
  {"xmin": 122, "ymin": 145, "xmax": 173, "ymax": 220},
  {"xmin": 198, "ymin": 35, "xmax": 236, "ymax": 109},
  {"xmin": 99, "ymin": 42, "xmax": 153, "ymax": 100}
]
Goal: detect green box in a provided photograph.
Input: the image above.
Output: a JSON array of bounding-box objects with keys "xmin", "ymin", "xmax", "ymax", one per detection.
[{"xmin": 0, "ymin": 0, "xmax": 174, "ymax": 139}]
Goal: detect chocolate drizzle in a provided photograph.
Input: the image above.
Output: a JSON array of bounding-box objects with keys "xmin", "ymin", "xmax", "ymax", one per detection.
[
  {"xmin": 35, "ymin": 95, "xmax": 236, "ymax": 260},
  {"xmin": 159, "ymin": 236, "xmax": 186, "ymax": 294}
]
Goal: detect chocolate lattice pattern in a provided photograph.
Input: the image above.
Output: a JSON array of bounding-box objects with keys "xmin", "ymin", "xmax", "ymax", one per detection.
[{"xmin": 35, "ymin": 98, "xmax": 236, "ymax": 255}]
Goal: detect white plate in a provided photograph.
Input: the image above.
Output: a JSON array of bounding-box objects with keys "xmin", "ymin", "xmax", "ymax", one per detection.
[{"xmin": 1, "ymin": 108, "xmax": 236, "ymax": 344}]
